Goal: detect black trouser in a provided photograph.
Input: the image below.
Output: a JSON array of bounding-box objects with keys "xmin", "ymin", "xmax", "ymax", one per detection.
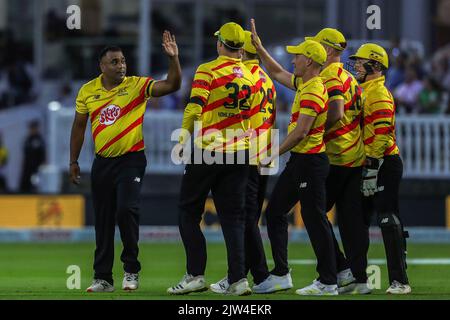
[
  {"xmin": 245, "ymin": 166, "xmax": 270, "ymax": 285},
  {"xmin": 326, "ymin": 165, "xmax": 369, "ymax": 283},
  {"xmin": 91, "ymin": 151, "xmax": 146, "ymax": 284},
  {"xmin": 364, "ymin": 155, "xmax": 409, "ymax": 284},
  {"xmin": 178, "ymin": 153, "xmax": 250, "ymax": 284},
  {"xmin": 266, "ymin": 152, "xmax": 337, "ymax": 285}
]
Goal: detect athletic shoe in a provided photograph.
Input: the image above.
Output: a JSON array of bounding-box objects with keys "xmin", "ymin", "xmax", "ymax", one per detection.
[
  {"xmin": 295, "ymin": 280, "xmax": 338, "ymax": 296},
  {"xmin": 226, "ymin": 278, "xmax": 252, "ymax": 296},
  {"xmin": 252, "ymin": 272, "xmax": 293, "ymax": 294},
  {"xmin": 386, "ymin": 281, "xmax": 411, "ymax": 294},
  {"xmin": 337, "ymin": 268, "xmax": 356, "ymax": 287},
  {"xmin": 210, "ymin": 277, "xmax": 229, "ymax": 294},
  {"xmin": 167, "ymin": 274, "xmax": 208, "ymax": 295},
  {"xmin": 86, "ymin": 279, "xmax": 115, "ymax": 293},
  {"xmin": 122, "ymin": 272, "xmax": 139, "ymax": 291},
  {"xmin": 339, "ymin": 282, "xmax": 372, "ymax": 295}
]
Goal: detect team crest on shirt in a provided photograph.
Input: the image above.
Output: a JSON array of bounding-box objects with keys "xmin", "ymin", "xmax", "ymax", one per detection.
[
  {"xmin": 99, "ymin": 105, "xmax": 121, "ymax": 126},
  {"xmin": 259, "ymin": 71, "xmax": 267, "ymax": 83},
  {"xmin": 233, "ymin": 67, "xmax": 244, "ymax": 78}
]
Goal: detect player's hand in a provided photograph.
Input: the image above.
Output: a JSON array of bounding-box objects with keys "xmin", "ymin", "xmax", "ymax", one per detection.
[
  {"xmin": 70, "ymin": 163, "xmax": 81, "ymax": 185},
  {"xmin": 250, "ymin": 19, "xmax": 263, "ymax": 51},
  {"xmin": 162, "ymin": 31, "xmax": 178, "ymax": 57},
  {"xmin": 361, "ymin": 157, "xmax": 383, "ymax": 197}
]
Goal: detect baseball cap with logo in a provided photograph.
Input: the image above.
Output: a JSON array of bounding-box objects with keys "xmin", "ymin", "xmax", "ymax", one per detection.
[
  {"xmin": 286, "ymin": 40, "xmax": 327, "ymax": 66},
  {"xmin": 305, "ymin": 28, "xmax": 347, "ymax": 51},
  {"xmin": 214, "ymin": 22, "xmax": 245, "ymax": 50},
  {"xmin": 243, "ymin": 31, "xmax": 260, "ymax": 54}
]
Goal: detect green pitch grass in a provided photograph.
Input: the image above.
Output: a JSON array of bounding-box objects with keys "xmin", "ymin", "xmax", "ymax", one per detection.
[{"xmin": 0, "ymin": 242, "xmax": 449, "ymax": 300}]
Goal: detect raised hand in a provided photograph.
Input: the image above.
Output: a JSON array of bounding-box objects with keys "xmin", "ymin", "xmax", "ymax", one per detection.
[
  {"xmin": 162, "ymin": 31, "xmax": 179, "ymax": 57},
  {"xmin": 250, "ymin": 19, "xmax": 263, "ymax": 51}
]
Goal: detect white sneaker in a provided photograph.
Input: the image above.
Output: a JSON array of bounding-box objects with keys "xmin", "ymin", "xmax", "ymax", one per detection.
[
  {"xmin": 167, "ymin": 274, "xmax": 208, "ymax": 295},
  {"xmin": 252, "ymin": 272, "xmax": 293, "ymax": 294},
  {"xmin": 386, "ymin": 281, "xmax": 411, "ymax": 295},
  {"xmin": 226, "ymin": 278, "xmax": 252, "ymax": 296},
  {"xmin": 296, "ymin": 280, "xmax": 338, "ymax": 296},
  {"xmin": 337, "ymin": 269, "xmax": 356, "ymax": 287},
  {"xmin": 86, "ymin": 279, "xmax": 115, "ymax": 293},
  {"xmin": 210, "ymin": 277, "xmax": 229, "ymax": 294},
  {"xmin": 122, "ymin": 272, "xmax": 139, "ymax": 291},
  {"xmin": 339, "ymin": 282, "xmax": 372, "ymax": 295}
]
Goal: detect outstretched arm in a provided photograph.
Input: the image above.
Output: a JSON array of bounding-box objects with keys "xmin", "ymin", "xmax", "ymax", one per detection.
[
  {"xmin": 251, "ymin": 19, "xmax": 295, "ymax": 90},
  {"xmin": 69, "ymin": 112, "xmax": 88, "ymax": 185},
  {"xmin": 152, "ymin": 31, "xmax": 182, "ymax": 97}
]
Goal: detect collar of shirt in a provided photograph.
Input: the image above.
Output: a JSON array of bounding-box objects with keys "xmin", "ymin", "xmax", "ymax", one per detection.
[
  {"xmin": 217, "ymin": 55, "xmax": 242, "ymax": 63},
  {"xmin": 360, "ymin": 75, "xmax": 386, "ymax": 91},
  {"xmin": 243, "ymin": 59, "xmax": 260, "ymax": 67},
  {"xmin": 94, "ymin": 74, "xmax": 129, "ymax": 92},
  {"xmin": 320, "ymin": 62, "xmax": 343, "ymax": 76},
  {"xmin": 299, "ymin": 76, "xmax": 322, "ymax": 91}
]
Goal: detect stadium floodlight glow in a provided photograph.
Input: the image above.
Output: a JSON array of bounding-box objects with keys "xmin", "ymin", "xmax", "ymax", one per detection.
[{"xmin": 48, "ymin": 101, "xmax": 62, "ymax": 112}]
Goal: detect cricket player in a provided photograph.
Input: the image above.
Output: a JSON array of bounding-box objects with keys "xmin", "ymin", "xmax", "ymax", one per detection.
[
  {"xmin": 306, "ymin": 29, "xmax": 370, "ymax": 294},
  {"xmin": 251, "ymin": 19, "xmax": 338, "ymax": 296},
  {"xmin": 350, "ymin": 43, "xmax": 411, "ymax": 294},
  {"xmin": 70, "ymin": 32, "xmax": 181, "ymax": 292},
  {"xmin": 167, "ymin": 22, "xmax": 262, "ymax": 296},
  {"xmin": 210, "ymin": 30, "xmax": 276, "ymax": 294}
]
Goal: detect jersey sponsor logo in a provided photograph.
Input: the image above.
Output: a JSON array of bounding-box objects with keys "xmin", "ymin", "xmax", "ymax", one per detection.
[
  {"xmin": 99, "ymin": 105, "xmax": 121, "ymax": 126},
  {"xmin": 118, "ymin": 88, "xmax": 128, "ymax": 96},
  {"xmin": 233, "ymin": 67, "xmax": 244, "ymax": 78},
  {"xmin": 259, "ymin": 71, "xmax": 267, "ymax": 83}
]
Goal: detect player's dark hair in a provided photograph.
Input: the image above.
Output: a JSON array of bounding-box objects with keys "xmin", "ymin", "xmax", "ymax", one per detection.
[{"xmin": 98, "ymin": 46, "xmax": 123, "ymax": 62}]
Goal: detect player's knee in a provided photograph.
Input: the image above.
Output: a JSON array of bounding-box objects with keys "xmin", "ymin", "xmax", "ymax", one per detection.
[
  {"xmin": 377, "ymin": 212, "xmax": 400, "ymax": 229},
  {"xmin": 116, "ymin": 204, "xmax": 138, "ymax": 221}
]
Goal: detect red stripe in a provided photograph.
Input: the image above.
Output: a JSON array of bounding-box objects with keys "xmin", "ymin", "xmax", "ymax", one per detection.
[
  {"xmin": 342, "ymin": 77, "xmax": 352, "ymax": 93},
  {"xmin": 337, "ymin": 68, "xmax": 343, "ymax": 77},
  {"xmin": 342, "ymin": 160, "xmax": 356, "ymax": 167},
  {"xmin": 301, "ymin": 100, "xmax": 322, "ymax": 114},
  {"xmin": 328, "ymin": 85, "xmax": 344, "ymax": 93},
  {"xmin": 90, "ymin": 99, "xmax": 114, "ymax": 122},
  {"xmin": 212, "ymin": 61, "xmax": 237, "ymax": 72},
  {"xmin": 324, "ymin": 78, "xmax": 341, "ymax": 85},
  {"xmin": 302, "ymin": 92, "xmax": 325, "ymax": 103},
  {"xmin": 98, "ymin": 116, "xmax": 144, "ymax": 154},
  {"xmin": 201, "ymin": 86, "xmax": 253, "ymax": 114},
  {"xmin": 324, "ymin": 115, "xmax": 361, "ymax": 143},
  {"xmin": 370, "ymin": 100, "xmax": 394, "ymax": 106},
  {"xmin": 250, "ymin": 143, "xmax": 272, "ymax": 160},
  {"xmin": 308, "ymin": 125, "xmax": 325, "ymax": 136},
  {"xmin": 384, "ymin": 144, "xmax": 397, "ymax": 156},
  {"xmin": 210, "ymin": 74, "xmax": 238, "ymax": 90},
  {"xmin": 306, "ymin": 142, "xmax": 325, "ymax": 154},
  {"xmin": 192, "ymin": 83, "xmax": 210, "ymax": 90},
  {"xmin": 201, "ymin": 104, "xmax": 260, "ymax": 136},
  {"xmin": 93, "ymin": 79, "xmax": 149, "ymax": 141},
  {"xmin": 364, "ymin": 110, "xmax": 393, "ymax": 125},
  {"xmin": 290, "ymin": 111, "xmax": 299, "ymax": 124},
  {"xmin": 128, "ymin": 140, "xmax": 145, "ymax": 153},
  {"xmin": 251, "ymin": 66, "xmax": 259, "ymax": 74},
  {"xmin": 364, "ymin": 136, "xmax": 375, "ymax": 145},
  {"xmin": 375, "ymin": 127, "xmax": 394, "ymax": 135},
  {"xmin": 197, "ymin": 71, "xmax": 213, "ymax": 78},
  {"xmin": 336, "ymin": 137, "xmax": 361, "ymax": 155}
]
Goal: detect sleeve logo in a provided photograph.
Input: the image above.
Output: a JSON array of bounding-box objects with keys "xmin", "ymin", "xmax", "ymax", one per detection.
[{"xmin": 99, "ymin": 105, "xmax": 121, "ymax": 125}]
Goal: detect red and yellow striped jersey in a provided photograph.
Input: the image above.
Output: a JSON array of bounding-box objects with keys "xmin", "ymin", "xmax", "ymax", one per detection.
[
  {"xmin": 321, "ymin": 63, "xmax": 365, "ymax": 167},
  {"xmin": 361, "ymin": 76, "xmax": 399, "ymax": 158},
  {"xmin": 243, "ymin": 59, "xmax": 277, "ymax": 163},
  {"xmin": 76, "ymin": 75, "xmax": 155, "ymax": 158},
  {"xmin": 180, "ymin": 56, "xmax": 262, "ymax": 153},
  {"xmin": 289, "ymin": 76, "xmax": 328, "ymax": 154}
]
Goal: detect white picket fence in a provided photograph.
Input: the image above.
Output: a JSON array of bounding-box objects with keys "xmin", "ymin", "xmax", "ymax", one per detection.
[{"xmin": 48, "ymin": 104, "xmax": 450, "ymax": 185}]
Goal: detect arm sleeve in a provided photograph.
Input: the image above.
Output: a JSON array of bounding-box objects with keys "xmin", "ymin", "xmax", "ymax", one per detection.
[
  {"xmin": 143, "ymin": 77, "xmax": 157, "ymax": 99},
  {"xmin": 367, "ymin": 99, "xmax": 395, "ymax": 158},
  {"xmin": 298, "ymin": 87, "xmax": 324, "ymax": 118},
  {"xmin": 75, "ymin": 88, "xmax": 88, "ymax": 114},
  {"xmin": 324, "ymin": 77, "xmax": 345, "ymax": 104},
  {"xmin": 179, "ymin": 65, "xmax": 212, "ymax": 144}
]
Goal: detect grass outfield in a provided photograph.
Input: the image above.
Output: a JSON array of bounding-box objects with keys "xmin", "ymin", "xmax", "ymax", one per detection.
[{"xmin": 0, "ymin": 243, "xmax": 449, "ymax": 300}]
